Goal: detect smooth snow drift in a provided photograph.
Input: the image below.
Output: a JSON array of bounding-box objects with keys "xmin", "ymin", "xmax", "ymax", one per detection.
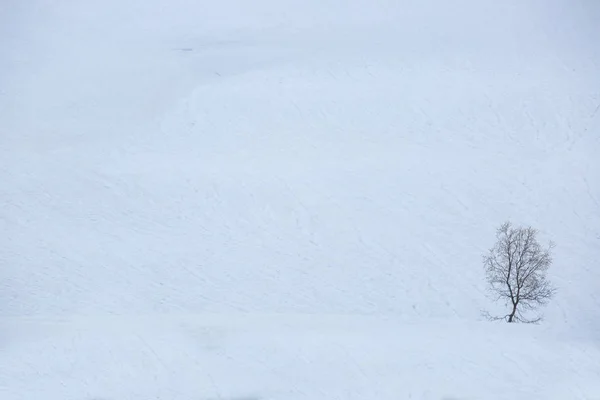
[{"xmin": 1, "ymin": 1, "xmax": 599, "ymax": 399}]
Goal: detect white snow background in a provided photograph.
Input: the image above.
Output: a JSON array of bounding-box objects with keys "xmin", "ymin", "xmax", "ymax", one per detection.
[{"xmin": 1, "ymin": 0, "xmax": 599, "ymax": 399}]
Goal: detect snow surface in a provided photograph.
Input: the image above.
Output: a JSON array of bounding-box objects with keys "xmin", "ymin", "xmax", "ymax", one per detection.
[{"xmin": 1, "ymin": 0, "xmax": 600, "ymax": 399}]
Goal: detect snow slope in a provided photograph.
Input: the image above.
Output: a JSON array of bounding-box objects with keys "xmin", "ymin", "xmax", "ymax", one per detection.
[
  {"xmin": 1, "ymin": 1, "xmax": 600, "ymax": 399},
  {"xmin": 3, "ymin": 315, "xmax": 600, "ymax": 400}
]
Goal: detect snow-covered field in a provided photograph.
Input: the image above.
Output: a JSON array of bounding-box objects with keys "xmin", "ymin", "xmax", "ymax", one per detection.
[{"xmin": 1, "ymin": 1, "xmax": 599, "ymax": 399}]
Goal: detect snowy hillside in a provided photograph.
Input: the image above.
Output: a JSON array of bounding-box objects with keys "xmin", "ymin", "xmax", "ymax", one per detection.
[{"xmin": 2, "ymin": 1, "xmax": 599, "ymax": 399}]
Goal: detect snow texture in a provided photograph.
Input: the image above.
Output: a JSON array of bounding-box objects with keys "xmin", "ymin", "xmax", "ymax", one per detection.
[{"xmin": 1, "ymin": 0, "xmax": 599, "ymax": 399}]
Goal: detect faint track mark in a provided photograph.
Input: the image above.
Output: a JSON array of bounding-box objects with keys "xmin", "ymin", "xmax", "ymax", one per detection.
[
  {"xmin": 591, "ymin": 103, "xmax": 599, "ymax": 119},
  {"xmin": 582, "ymin": 177, "xmax": 600, "ymax": 215},
  {"xmin": 135, "ymin": 333, "xmax": 171, "ymax": 373}
]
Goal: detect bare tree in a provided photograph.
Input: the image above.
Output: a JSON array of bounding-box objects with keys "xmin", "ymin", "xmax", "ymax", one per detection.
[{"xmin": 483, "ymin": 221, "xmax": 556, "ymax": 323}]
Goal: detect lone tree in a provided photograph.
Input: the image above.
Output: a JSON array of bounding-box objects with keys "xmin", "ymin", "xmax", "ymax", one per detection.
[{"xmin": 483, "ymin": 221, "xmax": 556, "ymax": 323}]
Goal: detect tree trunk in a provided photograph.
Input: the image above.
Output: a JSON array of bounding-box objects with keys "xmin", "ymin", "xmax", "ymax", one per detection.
[{"xmin": 507, "ymin": 303, "xmax": 517, "ymax": 323}]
